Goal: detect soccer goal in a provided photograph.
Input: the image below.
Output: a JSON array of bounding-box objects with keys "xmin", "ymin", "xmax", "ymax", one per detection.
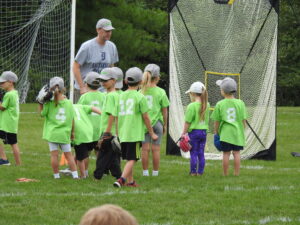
[
  {"xmin": 168, "ymin": 0, "xmax": 278, "ymax": 160},
  {"xmin": 0, "ymin": 0, "xmax": 76, "ymax": 103}
]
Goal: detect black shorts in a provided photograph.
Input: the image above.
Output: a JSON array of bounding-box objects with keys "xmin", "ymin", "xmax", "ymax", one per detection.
[
  {"xmin": 88, "ymin": 141, "xmax": 98, "ymax": 152},
  {"xmin": 121, "ymin": 142, "xmax": 141, "ymax": 161},
  {"xmin": 74, "ymin": 143, "xmax": 90, "ymax": 161},
  {"xmin": 0, "ymin": 130, "xmax": 17, "ymax": 145},
  {"xmin": 220, "ymin": 141, "xmax": 243, "ymax": 152}
]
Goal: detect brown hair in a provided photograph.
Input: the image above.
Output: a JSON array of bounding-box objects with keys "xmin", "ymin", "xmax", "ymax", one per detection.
[
  {"xmin": 79, "ymin": 204, "xmax": 138, "ymax": 225},
  {"xmin": 51, "ymin": 86, "xmax": 65, "ymax": 107},
  {"xmin": 199, "ymin": 88, "xmax": 208, "ymax": 121}
]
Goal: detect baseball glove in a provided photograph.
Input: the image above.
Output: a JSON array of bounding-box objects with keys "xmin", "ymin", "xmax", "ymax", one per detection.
[
  {"xmin": 95, "ymin": 132, "xmax": 113, "ymax": 151},
  {"xmin": 36, "ymin": 84, "xmax": 53, "ymax": 104},
  {"xmin": 178, "ymin": 134, "xmax": 192, "ymax": 152}
]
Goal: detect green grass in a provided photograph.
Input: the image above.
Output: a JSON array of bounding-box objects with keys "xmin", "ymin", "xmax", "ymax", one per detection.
[{"xmin": 1, "ymin": 104, "xmax": 300, "ymax": 225}]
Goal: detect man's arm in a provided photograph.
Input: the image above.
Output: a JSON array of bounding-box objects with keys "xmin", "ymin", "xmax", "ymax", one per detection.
[{"xmin": 73, "ymin": 61, "xmax": 86, "ymax": 95}]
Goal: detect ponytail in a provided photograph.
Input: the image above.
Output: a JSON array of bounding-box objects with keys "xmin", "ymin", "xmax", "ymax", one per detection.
[
  {"xmin": 54, "ymin": 86, "xmax": 60, "ymax": 107},
  {"xmin": 141, "ymin": 71, "xmax": 152, "ymax": 94},
  {"xmin": 199, "ymin": 88, "xmax": 208, "ymax": 121}
]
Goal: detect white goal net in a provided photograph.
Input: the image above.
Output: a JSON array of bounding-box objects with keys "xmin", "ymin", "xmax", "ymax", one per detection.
[
  {"xmin": 169, "ymin": 0, "xmax": 278, "ymax": 159},
  {"xmin": 0, "ymin": 0, "xmax": 73, "ymax": 103}
]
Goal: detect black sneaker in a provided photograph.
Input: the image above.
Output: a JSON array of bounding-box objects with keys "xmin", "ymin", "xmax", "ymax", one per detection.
[
  {"xmin": 0, "ymin": 159, "xmax": 10, "ymax": 166},
  {"xmin": 113, "ymin": 178, "xmax": 125, "ymax": 188}
]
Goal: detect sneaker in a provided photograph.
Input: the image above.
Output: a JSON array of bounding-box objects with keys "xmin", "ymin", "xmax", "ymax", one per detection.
[
  {"xmin": 59, "ymin": 168, "xmax": 72, "ymax": 176},
  {"xmin": 0, "ymin": 159, "xmax": 11, "ymax": 166},
  {"xmin": 113, "ymin": 178, "xmax": 125, "ymax": 188},
  {"xmin": 126, "ymin": 181, "xmax": 139, "ymax": 187}
]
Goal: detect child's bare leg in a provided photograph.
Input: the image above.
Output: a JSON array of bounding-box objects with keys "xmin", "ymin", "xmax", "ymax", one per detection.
[
  {"xmin": 64, "ymin": 152, "xmax": 77, "ymax": 171},
  {"xmin": 121, "ymin": 160, "xmax": 135, "ymax": 181},
  {"xmin": 152, "ymin": 144, "xmax": 160, "ymax": 171},
  {"xmin": 141, "ymin": 143, "xmax": 150, "ymax": 170},
  {"xmin": 232, "ymin": 151, "xmax": 241, "ymax": 176},
  {"xmin": 77, "ymin": 160, "xmax": 86, "ymax": 178},
  {"xmin": 11, "ymin": 144, "xmax": 21, "ymax": 165},
  {"xmin": 0, "ymin": 144, "xmax": 7, "ymax": 160},
  {"xmin": 50, "ymin": 150, "xmax": 59, "ymax": 173},
  {"xmin": 222, "ymin": 151, "xmax": 231, "ymax": 176}
]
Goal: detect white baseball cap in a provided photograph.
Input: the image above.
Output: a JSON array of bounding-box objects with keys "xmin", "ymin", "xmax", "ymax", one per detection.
[
  {"xmin": 100, "ymin": 68, "xmax": 117, "ymax": 80},
  {"xmin": 49, "ymin": 76, "xmax": 64, "ymax": 90},
  {"xmin": 144, "ymin": 64, "xmax": 160, "ymax": 77},
  {"xmin": 125, "ymin": 67, "xmax": 143, "ymax": 84},
  {"xmin": 0, "ymin": 71, "xmax": 18, "ymax": 83},
  {"xmin": 185, "ymin": 82, "xmax": 205, "ymax": 94},
  {"xmin": 112, "ymin": 67, "xmax": 124, "ymax": 89},
  {"xmin": 84, "ymin": 72, "xmax": 101, "ymax": 87},
  {"xmin": 96, "ymin": 18, "xmax": 114, "ymax": 31},
  {"xmin": 216, "ymin": 77, "xmax": 237, "ymax": 94}
]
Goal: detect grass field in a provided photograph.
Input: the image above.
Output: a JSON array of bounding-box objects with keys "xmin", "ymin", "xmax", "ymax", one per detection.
[{"xmin": 0, "ymin": 104, "xmax": 300, "ymax": 225}]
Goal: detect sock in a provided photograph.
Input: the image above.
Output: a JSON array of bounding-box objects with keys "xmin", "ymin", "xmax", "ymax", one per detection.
[
  {"xmin": 54, "ymin": 173, "xmax": 60, "ymax": 179},
  {"xmin": 85, "ymin": 170, "xmax": 89, "ymax": 176},
  {"xmin": 152, "ymin": 170, "xmax": 159, "ymax": 176},
  {"xmin": 120, "ymin": 177, "xmax": 126, "ymax": 183},
  {"xmin": 143, "ymin": 170, "xmax": 149, "ymax": 176},
  {"xmin": 71, "ymin": 171, "xmax": 79, "ymax": 179}
]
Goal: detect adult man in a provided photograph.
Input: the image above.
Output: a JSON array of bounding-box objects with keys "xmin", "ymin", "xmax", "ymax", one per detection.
[{"xmin": 73, "ymin": 18, "xmax": 119, "ymax": 101}]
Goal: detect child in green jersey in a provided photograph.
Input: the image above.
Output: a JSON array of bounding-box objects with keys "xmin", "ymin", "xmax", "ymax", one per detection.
[
  {"xmin": 77, "ymin": 71, "xmax": 104, "ymax": 176},
  {"xmin": 73, "ymin": 104, "xmax": 101, "ymax": 178},
  {"xmin": 0, "ymin": 71, "xmax": 21, "ymax": 166},
  {"xmin": 93, "ymin": 68, "xmax": 122, "ymax": 180},
  {"xmin": 183, "ymin": 82, "xmax": 210, "ymax": 176},
  {"xmin": 113, "ymin": 67, "xmax": 158, "ymax": 188},
  {"xmin": 39, "ymin": 77, "xmax": 78, "ymax": 179},
  {"xmin": 140, "ymin": 64, "xmax": 169, "ymax": 176},
  {"xmin": 211, "ymin": 77, "xmax": 247, "ymax": 176},
  {"xmin": 112, "ymin": 67, "xmax": 124, "ymax": 95}
]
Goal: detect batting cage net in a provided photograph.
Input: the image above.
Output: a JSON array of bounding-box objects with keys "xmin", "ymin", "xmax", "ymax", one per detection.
[
  {"xmin": 0, "ymin": 0, "xmax": 72, "ymax": 103},
  {"xmin": 168, "ymin": 0, "xmax": 278, "ymax": 159}
]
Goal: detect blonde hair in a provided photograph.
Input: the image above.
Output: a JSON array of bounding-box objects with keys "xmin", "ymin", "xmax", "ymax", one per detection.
[
  {"xmin": 189, "ymin": 87, "xmax": 208, "ymax": 121},
  {"xmin": 141, "ymin": 71, "xmax": 158, "ymax": 94},
  {"xmin": 79, "ymin": 204, "xmax": 138, "ymax": 225}
]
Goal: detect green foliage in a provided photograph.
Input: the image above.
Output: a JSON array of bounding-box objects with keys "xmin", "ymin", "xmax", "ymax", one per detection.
[
  {"xmin": 278, "ymin": 0, "xmax": 300, "ymax": 105},
  {"xmin": 0, "ymin": 105, "xmax": 300, "ymax": 225}
]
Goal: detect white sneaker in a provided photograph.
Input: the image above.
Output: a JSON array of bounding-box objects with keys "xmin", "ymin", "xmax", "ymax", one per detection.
[
  {"xmin": 59, "ymin": 168, "xmax": 72, "ymax": 176},
  {"xmin": 143, "ymin": 170, "xmax": 149, "ymax": 176}
]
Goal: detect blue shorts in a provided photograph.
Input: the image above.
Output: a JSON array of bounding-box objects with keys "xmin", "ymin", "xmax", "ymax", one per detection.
[{"xmin": 220, "ymin": 141, "xmax": 243, "ymax": 152}]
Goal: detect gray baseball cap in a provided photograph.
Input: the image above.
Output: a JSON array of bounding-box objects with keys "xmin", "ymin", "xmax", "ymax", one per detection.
[
  {"xmin": 112, "ymin": 67, "xmax": 124, "ymax": 89},
  {"xmin": 49, "ymin": 76, "xmax": 64, "ymax": 90},
  {"xmin": 216, "ymin": 77, "xmax": 237, "ymax": 94},
  {"xmin": 185, "ymin": 81, "xmax": 205, "ymax": 94},
  {"xmin": 0, "ymin": 71, "xmax": 18, "ymax": 83},
  {"xmin": 84, "ymin": 72, "xmax": 101, "ymax": 87},
  {"xmin": 96, "ymin": 18, "xmax": 114, "ymax": 31},
  {"xmin": 144, "ymin": 64, "xmax": 160, "ymax": 77},
  {"xmin": 100, "ymin": 68, "xmax": 116, "ymax": 80},
  {"xmin": 125, "ymin": 67, "xmax": 143, "ymax": 84}
]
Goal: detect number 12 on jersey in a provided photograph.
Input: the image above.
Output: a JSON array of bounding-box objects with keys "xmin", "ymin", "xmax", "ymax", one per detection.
[{"xmin": 119, "ymin": 99, "xmax": 134, "ymax": 116}]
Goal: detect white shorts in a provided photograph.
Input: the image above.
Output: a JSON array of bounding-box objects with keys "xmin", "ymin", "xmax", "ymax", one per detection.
[{"xmin": 48, "ymin": 142, "xmax": 71, "ymax": 152}]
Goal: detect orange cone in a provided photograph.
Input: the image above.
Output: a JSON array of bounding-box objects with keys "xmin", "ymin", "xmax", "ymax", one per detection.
[{"xmin": 59, "ymin": 154, "xmax": 68, "ymax": 166}]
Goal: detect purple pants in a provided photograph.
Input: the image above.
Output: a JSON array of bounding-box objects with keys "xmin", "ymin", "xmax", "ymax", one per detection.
[{"xmin": 188, "ymin": 129, "xmax": 207, "ymax": 174}]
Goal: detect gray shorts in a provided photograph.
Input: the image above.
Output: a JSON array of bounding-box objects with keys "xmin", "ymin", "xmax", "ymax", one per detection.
[
  {"xmin": 143, "ymin": 121, "xmax": 163, "ymax": 145},
  {"xmin": 48, "ymin": 142, "xmax": 71, "ymax": 152}
]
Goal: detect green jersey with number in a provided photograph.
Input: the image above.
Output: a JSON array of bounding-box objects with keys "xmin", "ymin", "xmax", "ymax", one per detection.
[
  {"xmin": 118, "ymin": 90, "xmax": 149, "ymax": 142},
  {"xmin": 100, "ymin": 91, "xmax": 119, "ymax": 136},
  {"xmin": 185, "ymin": 102, "xmax": 210, "ymax": 132},
  {"xmin": 141, "ymin": 87, "xmax": 169, "ymax": 126},
  {"xmin": 211, "ymin": 98, "xmax": 247, "ymax": 146},
  {"xmin": 78, "ymin": 91, "xmax": 104, "ymax": 141},
  {"xmin": 73, "ymin": 104, "xmax": 93, "ymax": 145},
  {"xmin": 0, "ymin": 90, "xmax": 19, "ymax": 134},
  {"xmin": 41, "ymin": 99, "xmax": 74, "ymax": 144}
]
